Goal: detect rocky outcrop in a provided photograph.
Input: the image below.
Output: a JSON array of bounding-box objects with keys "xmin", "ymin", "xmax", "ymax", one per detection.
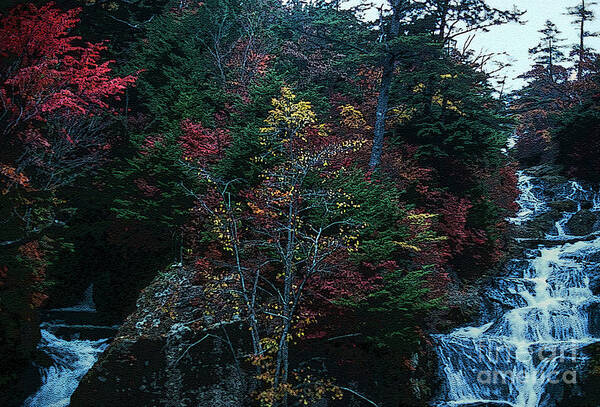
[
  {"xmin": 510, "ymin": 210, "xmax": 562, "ymax": 240},
  {"xmin": 70, "ymin": 267, "xmax": 251, "ymax": 407},
  {"xmin": 0, "ymin": 287, "xmax": 42, "ymax": 406},
  {"xmin": 566, "ymin": 209, "xmax": 600, "ymax": 236},
  {"xmin": 547, "ymin": 200, "xmax": 579, "ymax": 212},
  {"xmin": 71, "ymin": 264, "xmax": 442, "ymax": 407},
  {"xmin": 522, "ymin": 164, "xmax": 563, "ymax": 178},
  {"xmin": 555, "ymin": 343, "xmax": 600, "ymax": 407}
]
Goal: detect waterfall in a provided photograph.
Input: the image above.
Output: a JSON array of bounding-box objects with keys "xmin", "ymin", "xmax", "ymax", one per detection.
[
  {"xmin": 510, "ymin": 173, "xmax": 548, "ymax": 225},
  {"xmin": 435, "ymin": 172, "xmax": 600, "ymax": 407},
  {"xmin": 23, "ymin": 285, "xmax": 117, "ymax": 407},
  {"xmin": 54, "ymin": 284, "xmax": 96, "ymax": 312},
  {"xmin": 23, "ymin": 331, "xmax": 108, "ymax": 407}
]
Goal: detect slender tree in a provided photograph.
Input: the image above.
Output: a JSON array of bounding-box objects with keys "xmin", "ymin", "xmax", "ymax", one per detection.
[
  {"xmin": 567, "ymin": 0, "xmax": 598, "ymax": 80},
  {"xmin": 370, "ymin": 0, "xmax": 407, "ymax": 170},
  {"xmin": 529, "ymin": 20, "xmax": 567, "ymax": 83}
]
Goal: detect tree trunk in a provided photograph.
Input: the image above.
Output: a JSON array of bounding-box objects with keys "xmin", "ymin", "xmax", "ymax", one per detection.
[
  {"xmin": 578, "ymin": 0, "xmax": 585, "ymax": 80},
  {"xmin": 369, "ymin": 57, "xmax": 394, "ymax": 170},
  {"xmin": 549, "ymin": 38, "xmax": 554, "ymax": 82},
  {"xmin": 437, "ymin": 0, "xmax": 449, "ymax": 43},
  {"xmin": 273, "ymin": 193, "xmax": 297, "ymax": 406},
  {"xmin": 369, "ymin": 0, "xmax": 402, "ymax": 170}
]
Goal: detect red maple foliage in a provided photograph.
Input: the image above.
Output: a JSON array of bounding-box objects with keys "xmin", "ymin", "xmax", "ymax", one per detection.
[
  {"xmin": 179, "ymin": 119, "xmax": 231, "ymax": 166},
  {"xmin": 0, "ymin": 3, "xmax": 136, "ymax": 126},
  {"xmin": 0, "ymin": 3, "xmax": 137, "ymax": 316},
  {"xmin": 0, "ymin": 2, "xmax": 136, "ymax": 190}
]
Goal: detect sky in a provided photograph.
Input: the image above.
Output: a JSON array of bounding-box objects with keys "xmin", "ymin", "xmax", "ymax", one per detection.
[
  {"xmin": 468, "ymin": 0, "xmax": 600, "ymax": 90},
  {"xmin": 349, "ymin": 0, "xmax": 600, "ymax": 91}
]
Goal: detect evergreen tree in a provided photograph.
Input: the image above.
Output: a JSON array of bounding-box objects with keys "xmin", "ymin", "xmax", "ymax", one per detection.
[
  {"xmin": 529, "ymin": 20, "xmax": 567, "ymax": 83},
  {"xmin": 567, "ymin": 0, "xmax": 598, "ymax": 80},
  {"xmin": 369, "ymin": 0, "xmax": 522, "ymax": 170}
]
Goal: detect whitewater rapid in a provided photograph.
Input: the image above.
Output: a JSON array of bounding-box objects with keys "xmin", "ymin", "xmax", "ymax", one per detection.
[
  {"xmin": 23, "ymin": 285, "xmax": 113, "ymax": 407},
  {"xmin": 23, "ymin": 331, "xmax": 108, "ymax": 407},
  {"xmin": 435, "ymin": 172, "xmax": 600, "ymax": 407}
]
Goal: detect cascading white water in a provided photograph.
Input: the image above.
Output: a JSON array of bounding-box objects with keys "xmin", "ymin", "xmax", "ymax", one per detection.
[
  {"xmin": 435, "ymin": 172, "xmax": 600, "ymax": 407},
  {"xmin": 23, "ymin": 285, "xmax": 114, "ymax": 407},
  {"xmin": 23, "ymin": 331, "xmax": 108, "ymax": 407},
  {"xmin": 548, "ymin": 181, "xmax": 595, "ymax": 241},
  {"xmin": 510, "ymin": 173, "xmax": 548, "ymax": 225}
]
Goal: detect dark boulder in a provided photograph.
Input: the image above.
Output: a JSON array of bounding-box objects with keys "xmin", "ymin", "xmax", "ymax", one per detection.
[
  {"xmin": 582, "ymin": 201, "xmax": 595, "ymax": 210},
  {"xmin": 511, "ymin": 210, "xmax": 563, "ymax": 239},
  {"xmin": 554, "ymin": 343, "xmax": 600, "ymax": 407},
  {"xmin": 586, "ymin": 250, "xmax": 600, "ymax": 263},
  {"xmin": 588, "ymin": 302, "xmax": 600, "ymax": 337},
  {"xmin": 547, "ymin": 200, "xmax": 578, "ymax": 213},
  {"xmin": 523, "ymin": 164, "xmax": 563, "ymax": 178},
  {"xmin": 70, "ymin": 268, "xmax": 251, "ymax": 407},
  {"xmin": 586, "ymin": 263, "xmax": 600, "ymax": 295},
  {"xmin": 566, "ymin": 210, "xmax": 599, "ymax": 236},
  {"xmin": 0, "ymin": 296, "xmax": 41, "ymax": 406},
  {"xmin": 540, "ymin": 175, "xmax": 569, "ymax": 186}
]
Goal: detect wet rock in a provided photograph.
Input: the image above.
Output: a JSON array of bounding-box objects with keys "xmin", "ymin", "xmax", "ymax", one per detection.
[
  {"xmin": 566, "ymin": 210, "xmax": 599, "ymax": 236},
  {"xmin": 586, "ymin": 250, "xmax": 600, "ymax": 263},
  {"xmin": 441, "ymin": 279, "xmax": 484, "ymax": 331},
  {"xmin": 540, "ymin": 175, "xmax": 569, "ymax": 186},
  {"xmin": 547, "ymin": 200, "xmax": 578, "ymax": 213},
  {"xmin": 511, "ymin": 210, "xmax": 563, "ymax": 239},
  {"xmin": 486, "ymin": 278, "xmax": 533, "ymax": 308},
  {"xmin": 588, "ymin": 302, "xmax": 600, "ymax": 337},
  {"xmin": 523, "ymin": 164, "xmax": 563, "ymax": 178},
  {"xmin": 554, "ymin": 343, "xmax": 600, "ymax": 407},
  {"xmin": 503, "ymin": 259, "xmax": 531, "ymax": 277},
  {"xmin": 586, "ymin": 264, "xmax": 600, "ymax": 295},
  {"xmin": 582, "ymin": 201, "xmax": 595, "ymax": 210}
]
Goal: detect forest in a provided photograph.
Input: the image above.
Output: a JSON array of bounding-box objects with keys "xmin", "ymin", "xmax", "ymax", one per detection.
[{"xmin": 2, "ymin": 0, "xmax": 600, "ymax": 406}]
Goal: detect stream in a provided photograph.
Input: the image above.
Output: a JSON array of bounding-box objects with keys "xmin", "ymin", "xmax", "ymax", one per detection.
[
  {"xmin": 435, "ymin": 172, "xmax": 600, "ymax": 407},
  {"xmin": 23, "ymin": 285, "xmax": 117, "ymax": 407}
]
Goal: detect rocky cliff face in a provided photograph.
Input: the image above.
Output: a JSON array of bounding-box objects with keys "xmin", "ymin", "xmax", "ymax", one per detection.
[
  {"xmin": 70, "ymin": 264, "xmax": 444, "ymax": 407},
  {"xmin": 70, "ymin": 267, "xmax": 251, "ymax": 407}
]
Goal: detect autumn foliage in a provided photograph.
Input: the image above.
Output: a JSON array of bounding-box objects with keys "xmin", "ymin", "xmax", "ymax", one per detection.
[
  {"xmin": 0, "ymin": 1, "xmax": 522, "ymax": 406},
  {"xmin": 0, "ymin": 2, "xmax": 135, "ymax": 192},
  {"xmin": 0, "ymin": 4, "xmax": 137, "ymax": 401}
]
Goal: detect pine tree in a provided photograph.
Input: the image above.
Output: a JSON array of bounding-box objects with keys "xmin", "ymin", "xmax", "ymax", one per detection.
[
  {"xmin": 529, "ymin": 20, "xmax": 567, "ymax": 83},
  {"xmin": 567, "ymin": 0, "xmax": 598, "ymax": 80}
]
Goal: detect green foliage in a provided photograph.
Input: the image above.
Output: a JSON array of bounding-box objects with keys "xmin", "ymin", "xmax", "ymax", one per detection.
[
  {"xmin": 125, "ymin": 12, "xmax": 223, "ymax": 130},
  {"xmin": 554, "ymin": 93, "xmax": 600, "ymax": 181},
  {"xmin": 109, "ymin": 133, "xmax": 194, "ymax": 229},
  {"xmin": 325, "ymin": 169, "xmax": 414, "ymax": 264},
  {"xmin": 391, "ymin": 55, "xmax": 511, "ymax": 170},
  {"xmin": 365, "ymin": 266, "xmax": 442, "ymax": 352}
]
